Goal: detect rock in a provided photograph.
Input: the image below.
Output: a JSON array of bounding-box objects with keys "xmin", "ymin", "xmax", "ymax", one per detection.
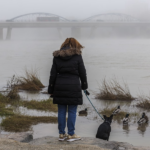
[
  {"xmin": 30, "ymin": 136, "xmax": 119, "ymax": 149},
  {"xmin": 0, "ymin": 138, "xmax": 108, "ymax": 150},
  {"xmin": 30, "ymin": 137, "xmax": 150, "ymax": 150},
  {"xmin": 0, "ymin": 132, "xmax": 33, "ymax": 142},
  {"xmin": 0, "ymin": 136, "xmax": 150, "ymax": 150}
]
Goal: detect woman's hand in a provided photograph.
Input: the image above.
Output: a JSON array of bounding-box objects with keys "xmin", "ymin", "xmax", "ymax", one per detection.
[{"xmin": 84, "ymin": 90, "xmax": 90, "ymax": 95}]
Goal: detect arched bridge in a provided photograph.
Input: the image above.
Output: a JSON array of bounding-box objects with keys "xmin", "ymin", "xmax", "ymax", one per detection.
[
  {"xmin": 83, "ymin": 13, "xmax": 140, "ymax": 22},
  {"xmin": 6, "ymin": 12, "xmax": 140, "ymax": 22},
  {"xmin": 7, "ymin": 12, "xmax": 69, "ymax": 22},
  {"xmin": 0, "ymin": 12, "xmax": 150, "ymax": 40}
]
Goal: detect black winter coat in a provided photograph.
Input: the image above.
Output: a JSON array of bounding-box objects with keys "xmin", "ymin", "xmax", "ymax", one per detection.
[{"xmin": 48, "ymin": 48, "xmax": 88, "ymax": 105}]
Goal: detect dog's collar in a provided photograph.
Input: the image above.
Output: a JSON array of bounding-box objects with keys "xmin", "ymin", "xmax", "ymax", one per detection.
[{"xmin": 104, "ymin": 121, "xmax": 110, "ymax": 125}]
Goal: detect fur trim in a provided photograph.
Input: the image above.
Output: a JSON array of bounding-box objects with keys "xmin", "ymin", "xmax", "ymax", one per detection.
[{"xmin": 53, "ymin": 48, "xmax": 82, "ymax": 57}]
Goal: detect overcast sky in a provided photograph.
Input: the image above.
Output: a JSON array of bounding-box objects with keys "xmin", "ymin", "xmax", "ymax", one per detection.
[{"xmin": 0, "ymin": 0, "xmax": 150, "ymax": 20}]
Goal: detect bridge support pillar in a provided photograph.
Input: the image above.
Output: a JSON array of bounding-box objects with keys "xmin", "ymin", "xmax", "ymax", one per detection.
[
  {"xmin": 57, "ymin": 28, "xmax": 63, "ymax": 39},
  {"xmin": 6, "ymin": 27, "xmax": 12, "ymax": 40},
  {"xmin": 71, "ymin": 27, "xmax": 81, "ymax": 38},
  {"xmin": 89, "ymin": 27, "xmax": 97, "ymax": 38},
  {"xmin": 0, "ymin": 28, "xmax": 3, "ymax": 40}
]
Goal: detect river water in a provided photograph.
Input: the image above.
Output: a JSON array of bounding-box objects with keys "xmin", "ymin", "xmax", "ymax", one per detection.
[{"xmin": 1, "ymin": 38, "xmax": 150, "ymax": 146}]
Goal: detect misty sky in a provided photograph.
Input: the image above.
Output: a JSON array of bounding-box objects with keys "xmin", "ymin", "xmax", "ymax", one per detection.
[{"xmin": 0, "ymin": 0, "xmax": 150, "ymax": 20}]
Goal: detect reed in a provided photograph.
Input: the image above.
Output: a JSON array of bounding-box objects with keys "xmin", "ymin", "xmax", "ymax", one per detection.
[
  {"xmin": 1, "ymin": 115, "xmax": 58, "ymax": 132},
  {"xmin": 136, "ymin": 96, "xmax": 150, "ymax": 110},
  {"xmin": 0, "ymin": 102, "xmax": 14, "ymax": 116},
  {"xmin": 95, "ymin": 78, "xmax": 134, "ymax": 100},
  {"xmin": 21, "ymin": 99, "xmax": 58, "ymax": 112},
  {"xmin": 17, "ymin": 69, "xmax": 45, "ymax": 91},
  {"xmin": 0, "ymin": 93, "xmax": 8, "ymax": 103},
  {"xmin": 6, "ymin": 75, "xmax": 20, "ymax": 100}
]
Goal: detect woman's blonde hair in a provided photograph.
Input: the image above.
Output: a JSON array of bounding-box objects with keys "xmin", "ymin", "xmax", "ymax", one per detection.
[{"xmin": 60, "ymin": 38, "xmax": 84, "ymax": 50}]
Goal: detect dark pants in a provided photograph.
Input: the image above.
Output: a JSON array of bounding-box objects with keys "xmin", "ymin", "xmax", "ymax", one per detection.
[{"xmin": 58, "ymin": 104, "xmax": 77, "ymax": 135}]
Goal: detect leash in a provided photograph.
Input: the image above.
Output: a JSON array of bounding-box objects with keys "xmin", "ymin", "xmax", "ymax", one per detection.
[{"xmin": 84, "ymin": 90, "xmax": 104, "ymax": 120}]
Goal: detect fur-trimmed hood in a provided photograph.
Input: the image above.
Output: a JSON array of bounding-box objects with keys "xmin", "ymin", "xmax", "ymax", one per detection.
[{"xmin": 53, "ymin": 48, "xmax": 82, "ymax": 57}]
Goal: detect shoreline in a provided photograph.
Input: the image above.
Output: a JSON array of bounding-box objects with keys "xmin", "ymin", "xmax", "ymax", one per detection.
[{"xmin": 0, "ymin": 133, "xmax": 150, "ymax": 150}]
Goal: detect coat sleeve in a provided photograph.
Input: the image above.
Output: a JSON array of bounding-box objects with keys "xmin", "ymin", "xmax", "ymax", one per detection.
[
  {"xmin": 78, "ymin": 55, "xmax": 88, "ymax": 90},
  {"xmin": 48, "ymin": 57, "xmax": 57, "ymax": 94}
]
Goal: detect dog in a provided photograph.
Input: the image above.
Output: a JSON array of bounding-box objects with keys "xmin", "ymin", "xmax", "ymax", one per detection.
[{"xmin": 96, "ymin": 115, "xmax": 113, "ymax": 141}]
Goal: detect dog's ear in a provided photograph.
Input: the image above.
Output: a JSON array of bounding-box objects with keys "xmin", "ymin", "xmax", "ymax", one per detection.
[
  {"xmin": 103, "ymin": 115, "xmax": 106, "ymax": 119},
  {"xmin": 110, "ymin": 114, "xmax": 113, "ymax": 119}
]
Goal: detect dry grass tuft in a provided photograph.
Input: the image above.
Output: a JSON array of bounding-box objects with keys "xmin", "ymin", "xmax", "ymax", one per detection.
[
  {"xmin": 1, "ymin": 115, "xmax": 58, "ymax": 132},
  {"xmin": 5, "ymin": 69, "xmax": 45, "ymax": 92},
  {"xmin": 136, "ymin": 96, "xmax": 150, "ymax": 110},
  {"xmin": 6, "ymin": 87, "xmax": 20, "ymax": 100},
  {"xmin": 17, "ymin": 69, "xmax": 45, "ymax": 91},
  {"xmin": 21, "ymin": 99, "xmax": 58, "ymax": 112},
  {"xmin": 0, "ymin": 93, "xmax": 8, "ymax": 103},
  {"xmin": 0, "ymin": 92, "xmax": 20, "ymax": 107},
  {"xmin": 95, "ymin": 78, "xmax": 134, "ymax": 101},
  {"xmin": 6, "ymin": 75, "xmax": 20, "ymax": 100},
  {"xmin": 0, "ymin": 102, "xmax": 14, "ymax": 116}
]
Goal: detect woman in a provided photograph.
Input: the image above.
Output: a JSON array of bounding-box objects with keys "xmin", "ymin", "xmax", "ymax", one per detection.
[{"xmin": 48, "ymin": 38, "xmax": 88, "ymax": 142}]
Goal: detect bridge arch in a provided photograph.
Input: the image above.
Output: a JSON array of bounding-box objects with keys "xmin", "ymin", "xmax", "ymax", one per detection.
[
  {"xmin": 7, "ymin": 12, "xmax": 70, "ymax": 22},
  {"xmin": 83, "ymin": 13, "xmax": 140, "ymax": 22}
]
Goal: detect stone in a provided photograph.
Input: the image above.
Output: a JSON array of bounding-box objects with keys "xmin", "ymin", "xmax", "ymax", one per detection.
[
  {"xmin": 29, "ymin": 137, "xmax": 135, "ymax": 150},
  {"xmin": 0, "ymin": 136, "xmax": 150, "ymax": 150},
  {"xmin": 0, "ymin": 138, "xmax": 109, "ymax": 150},
  {"xmin": 29, "ymin": 137, "xmax": 150, "ymax": 150},
  {"xmin": 0, "ymin": 132, "xmax": 33, "ymax": 142}
]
